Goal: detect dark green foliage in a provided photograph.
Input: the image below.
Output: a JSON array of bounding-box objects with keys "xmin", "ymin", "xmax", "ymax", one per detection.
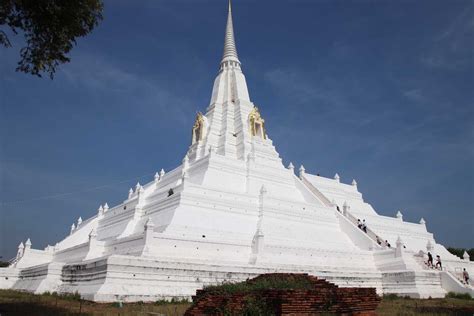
[
  {"xmin": 242, "ymin": 296, "xmax": 275, "ymax": 316},
  {"xmin": 446, "ymin": 292, "xmax": 472, "ymax": 300},
  {"xmin": 447, "ymin": 247, "xmax": 474, "ymax": 261},
  {"xmin": 0, "ymin": 0, "xmax": 103, "ymax": 78},
  {"xmin": 383, "ymin": 293, "xmax": 400, "ymax": 300},
  {"xmin": 155, "ymin": 297, "xmax": 189, "ymax": 305},
  {"xmin": 203, "ymin": 274, "xmax": 314, "ymax": 295},
  {"xmin": 0, "ymin": 261, "xmax": 9, "ymax": 267},
  {"xmin": 41, "ymin": 290, "xmax": 81, "ymax": 301},
  {"xmin": 154, "ymin": 299, "xmax": 168, "ymax": 306}
]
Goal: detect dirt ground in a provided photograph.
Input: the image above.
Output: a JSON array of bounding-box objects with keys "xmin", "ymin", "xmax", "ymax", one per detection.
[{"xmin": 0, "ymin": 289, "xmax": 473, "ymax": 315}]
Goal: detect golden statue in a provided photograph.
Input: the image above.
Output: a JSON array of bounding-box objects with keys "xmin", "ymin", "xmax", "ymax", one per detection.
[
  {"xmin": 192, "ymin": 112, "xmax": 205, "ymax": 144},
  {"xmin": 249, "ymin": 107, "xmax": 266, "ymax": 139}
]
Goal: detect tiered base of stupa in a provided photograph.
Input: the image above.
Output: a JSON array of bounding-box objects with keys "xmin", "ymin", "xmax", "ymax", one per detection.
[{"xmin": 1, "ymin": 157, "xmax": 472, "ymax": 301}]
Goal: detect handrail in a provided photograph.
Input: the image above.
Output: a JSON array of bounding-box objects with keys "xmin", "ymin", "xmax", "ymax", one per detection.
[
  {"xmin": 449, "ymin": 269, "xmax": 473, "ymax": 289},
  {"xmin": 7, "ymin": 256, "xmax": 18, "ymax": 267},
  {"xmin": 299, "ymin": 175, "xmax": 332, "ymax": 206},
  {"xmin": 342, "ymin": 209, "xmax": 387, "ymax": 249},
  {"xmin": 299, "ymin": 173, "xmax": 384, "ymax": 250}
]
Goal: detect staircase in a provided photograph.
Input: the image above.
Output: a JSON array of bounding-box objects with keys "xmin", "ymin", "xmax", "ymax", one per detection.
[
  {"xmin": 298, "ymin": 174, "xmax": 384, "ymax": 250},
  {"xmin": 440, "ymin": 271, "xmax": 474, "ymax": 296},
  {"xmin": 448, "ymin": 269, "xmax": 474, "ymax": 290},
  {"xmin": 413, "ymin": 253, "xmax": 432, "ymax": 271},
  {"xmin": 342, "ymin": 210, "xmax": 386, "ymax": 249},
  {"xmin": 7, "ymin": 256, "xmax": 18, "ymax": 267}
]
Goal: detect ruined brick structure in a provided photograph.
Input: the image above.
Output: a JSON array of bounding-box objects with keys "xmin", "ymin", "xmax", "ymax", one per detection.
[{"xmin": 185, "ymin": 273, "xmax": 381, "ymax": 315}]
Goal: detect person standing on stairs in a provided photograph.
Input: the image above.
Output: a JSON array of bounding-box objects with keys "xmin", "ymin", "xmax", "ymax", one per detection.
[
  {"xmin": 435, "ymin": 255, "xmax": 442, "ymax": 270},
  {"xmin": 427, "ymin": 252, "xmax": 433, "ymax": 268},
  {"xmin": 463, "ymin": 268, "xmax": 469, "ymax": 285}
]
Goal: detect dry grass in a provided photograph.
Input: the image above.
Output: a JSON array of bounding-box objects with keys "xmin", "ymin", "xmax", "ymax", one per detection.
[
  {"xmin": 377, "ymin": 295, "xmax": 474, "ymax": 315},
  {"xmin": 0, "ymin": 290, "xmax": 190, "ymax": 316},
  {"xmin": 1, "ymin": 289, "xmax": 473, "ymax": 315}
]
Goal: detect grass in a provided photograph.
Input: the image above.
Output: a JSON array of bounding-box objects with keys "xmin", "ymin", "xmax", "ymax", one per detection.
[
  {"xmin": 0, "ymin": 289, "xmax": 473, "ymax": 315},
  {"xmin": 0, "ymin": 289, "xmax": 190, "ymax": 316},
  {"xmin": 445, "ymin": 291, "xmax": 472, "ymax": 300},
  {"xmin": 377, "ymin": 294, "xmax": 474, "ymax": 315}
]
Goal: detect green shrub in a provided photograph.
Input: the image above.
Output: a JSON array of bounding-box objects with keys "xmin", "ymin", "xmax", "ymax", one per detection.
[
  {"xmin": 446, "ymin": 292, "xmax": 472, "ymax": 300},
  {"xmin": 242, "ymin": 296, "xmax": 275, "ymax": 316},
  {"xmin": 111, "ymin": 301, "xmax": 123, "ymax": 308},
  {"xmin": 204, "ymin": 275, "xmax": 314, "ymax": 295},
  {"xmin": 58, "ymin": 291, "xmax": 81, "ymax": 301},
  {"xmin": 383, "ymin": 293, "xmax": 400, "ymax": 300},
  {"xmin": 154, "ymin": 299, "xmax": 168, "ymax": 305},
  {"xmin": 154, "ymin": 297, "xmax": 189, "ymax": 305},
  {"xmin": 40, "ymin": 291, "xmax": 79, "ymax": 300}
]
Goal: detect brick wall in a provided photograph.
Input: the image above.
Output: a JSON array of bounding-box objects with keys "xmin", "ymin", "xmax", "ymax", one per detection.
[{"xmin": 185, "ymin": 273, "xmax": 380, "ymax": 315}]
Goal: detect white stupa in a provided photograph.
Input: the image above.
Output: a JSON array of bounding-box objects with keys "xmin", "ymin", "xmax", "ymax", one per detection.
[{"xmin": 1, "ymin": 1, "xmax": 472, "ymax": 301}]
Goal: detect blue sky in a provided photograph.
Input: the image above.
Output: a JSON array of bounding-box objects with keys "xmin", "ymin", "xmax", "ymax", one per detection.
[{"xmin": 0, "ymin": 0, "xmax": 473, "ymax": 260}]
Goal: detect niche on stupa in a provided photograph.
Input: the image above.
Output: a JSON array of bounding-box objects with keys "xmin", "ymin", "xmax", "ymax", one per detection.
[
  {"xmin": 249, "ymin": 107, "xmax": 266, "ymax": 139},
  {"xmin": 191, "ymin": 112, "xmax": 207, "ymax": 144}
]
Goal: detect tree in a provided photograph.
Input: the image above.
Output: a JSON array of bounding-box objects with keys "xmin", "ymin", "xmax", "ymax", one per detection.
[
  {"xmin": 0, "ymin": 0, "xmax": 103, "ymax": 78},
  {"xmin": 447, "ymin": 247, "xmax": 474, "ymax": 261}
]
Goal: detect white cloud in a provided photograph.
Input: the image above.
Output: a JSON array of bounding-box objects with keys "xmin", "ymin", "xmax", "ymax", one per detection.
[
  {"xmin": 421, "ymin": 5, "xmax": 474, "ymax": 71},
  {"xmin": 402, "ymin": 89, "xmax": 426, "ymax": 103}
]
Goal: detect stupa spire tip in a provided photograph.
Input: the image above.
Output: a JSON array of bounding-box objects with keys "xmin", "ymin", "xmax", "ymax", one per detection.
[{"xmin": 221, "ymin": 0, "xmax": 239, "ymax": 64}]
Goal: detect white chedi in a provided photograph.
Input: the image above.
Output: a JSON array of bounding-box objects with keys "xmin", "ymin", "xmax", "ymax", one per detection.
[
  {"xmin": 287, "ymin": 162, "xmax": 294, "ymax": 173},
  {"xmin": 396, "ymin": 210, "xmax": 403, "ymax": 221},
  {"xmin": 1, "ymin": 0, "xmax": 472, "ymax": 302},
  {"xmin": 299, "ymin": 165, "xmax": 306, "ymax": 178}
]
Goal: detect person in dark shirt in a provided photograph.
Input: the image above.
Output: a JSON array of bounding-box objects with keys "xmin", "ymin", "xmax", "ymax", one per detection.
[
  {"xmin": 427, "ymin": 252, "xmax": 433, "ymax": 267},
  {"xmin": 376, "ymin": 236, "xmax": 382, "ymax": 245},
  {"xmin": 168, "ymin": 188, "xmax": 174, "ymax": 197},
  {"xmin": 385, "ymin": 240, "xmax": 391, "ymax": 248}
]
